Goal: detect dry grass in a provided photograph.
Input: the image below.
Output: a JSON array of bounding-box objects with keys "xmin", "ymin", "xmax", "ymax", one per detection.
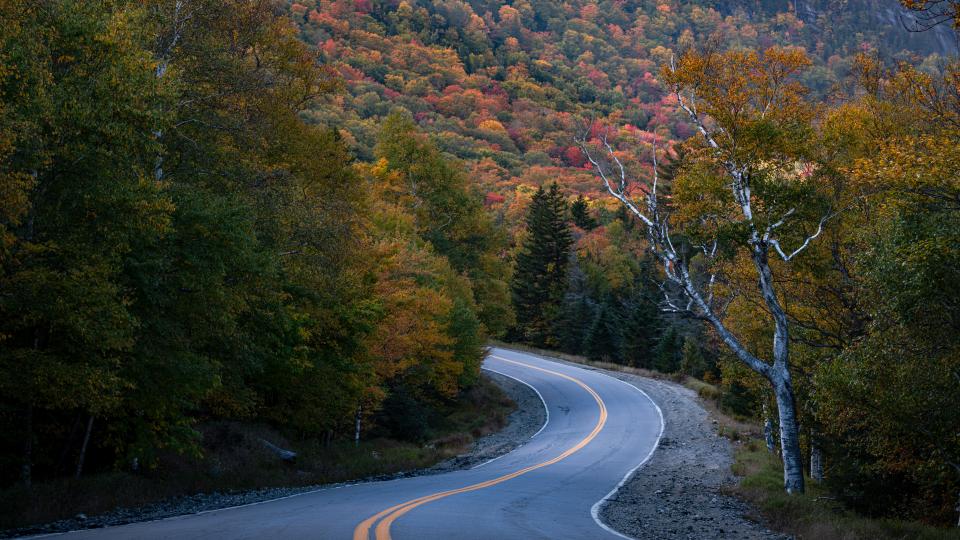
[
  {"xmin": 493, "ymin": 342, "xmax": 958, "ymax": 539},
  {"xmin": 0, "ymin": 376, "xmax": 515, "ymax": 531},
  {"xmin": 490, "ymin": 341, "xmax": 763, "ymax": 439},
  {"xmin": 730, "ymin": 440, "xmax": 960, "ymax": 540}
]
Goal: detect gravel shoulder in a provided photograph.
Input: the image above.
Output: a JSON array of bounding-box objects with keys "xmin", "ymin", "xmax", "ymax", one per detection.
[
  {"xmin": 426, "ymin": 369, "xmax": 546, "ymax": 473},
  {"xmin": 546, "ymin": 357, "xmax": 786, "ymax": 540},
  {"xmin": 5, "ymin": 371, "xmax": 546, "ymax": 539},
  {"xmin": 9, "ymin": 355, "xmax": 783, "ymax": 540}
]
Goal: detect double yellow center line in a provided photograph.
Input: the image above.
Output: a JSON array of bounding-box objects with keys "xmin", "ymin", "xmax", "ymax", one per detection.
[{"xmin": 352, "ymin": 356, "xmax": 608, "ymax": 540}]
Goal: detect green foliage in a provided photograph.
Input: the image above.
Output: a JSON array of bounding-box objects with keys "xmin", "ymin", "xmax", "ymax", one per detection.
[
  {"xmin": 653, "ymin": 327, "xmax": 683, "ymax": 374},
  {"xmin": 0, "ymin": 0, "xmax": 504, "ymax": 496},
  {"xmin": 570, "ymin": 194, "xmax": 597, "ymax": 230},
  {"xmin": 510, "ymin": 183, "xmax": 573, "ymax": 347},
  {"xmin": 680, "ymin": 337, "xmax": 708, "ymax": 379}
]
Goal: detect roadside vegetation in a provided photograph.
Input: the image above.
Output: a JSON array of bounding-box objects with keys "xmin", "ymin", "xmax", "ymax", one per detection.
[
  {"xmin": 497, "ymin": 341, "xmax": 959, "ymax": 538},
  {"xmin": 0, "ymin": 376, "xmax": 515, "ymax": 531},
  {"xmin": 3, "ymin": 0, "xmax": 959, "ymax": 535},
  {"xmin": 732, "ymin": 441, "xmax": 960, "ymax": 540}
]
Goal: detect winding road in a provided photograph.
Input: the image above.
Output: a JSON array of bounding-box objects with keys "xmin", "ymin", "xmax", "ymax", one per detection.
[{"xmin": 50, "ymin": 347, "xmax": 664, "ymax": 539}]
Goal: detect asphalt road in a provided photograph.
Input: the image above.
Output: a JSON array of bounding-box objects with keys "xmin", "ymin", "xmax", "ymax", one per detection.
[{"xmin": 51, "ymin": 347, "xmax": 664, "ymax": 540}]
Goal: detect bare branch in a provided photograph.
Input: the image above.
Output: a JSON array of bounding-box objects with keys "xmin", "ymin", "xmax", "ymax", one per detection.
[
  {"xmin": 576, "ymin": 136, "xmax": 654, "ymax": 228},
  {"xmin": 769, "ymin": 213, "xmax": 829, "ymax": 262},
  {"xmin": 764, "ymin": 208, "xmax": 796, "ymax": 241}
]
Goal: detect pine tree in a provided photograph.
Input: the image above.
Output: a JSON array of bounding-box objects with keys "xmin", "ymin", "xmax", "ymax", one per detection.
[
  {"xmin": 582, "ymin": 299, "xmax": 625, "ymax": 363},
  {"xmin": 653, "ymin": 327, "xmax": 684, "ymax": 373},
  {"xmin": 511, "ymin": 183, "xmax": 573, "ymax": 347},
  {"xmin": 570, "ymin": 194, "xmax": 598, "ymax": 230},
  {"xmin": 556, "ymin": 261, "xmax": 595, "ymax": 354}
]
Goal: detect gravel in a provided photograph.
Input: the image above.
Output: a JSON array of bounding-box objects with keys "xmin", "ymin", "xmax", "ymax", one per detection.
[
  {"xmin": 4, "ymin": 371, "xmax": 546, "ymax": 539},
  {"xmin": 426, "ymin": 369, "xmax": 547, "ymax": 473},
  {"xmin": 6, "ymin": 360, "xmax": 784, "ymax": 540},
  {"xmin": 548, "ymin": 359, "xmax": 787, "ymax": 540}
]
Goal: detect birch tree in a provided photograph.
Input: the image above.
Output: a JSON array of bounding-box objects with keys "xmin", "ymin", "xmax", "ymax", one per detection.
[{"xmin": 578, "ymin": 47, "xmax": 834, "ymax": 494}]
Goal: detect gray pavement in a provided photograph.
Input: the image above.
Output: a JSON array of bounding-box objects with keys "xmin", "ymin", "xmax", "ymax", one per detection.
[{"xmin": 47, "ymin": 347, "xmax": 664, "ymax": 540}]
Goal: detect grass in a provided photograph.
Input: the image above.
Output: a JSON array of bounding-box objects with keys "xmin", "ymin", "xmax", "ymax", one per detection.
[
  {"xmin": 490, "ymin": 341, "xmax": 763, "ymax": 439},
  {"xmin": 731, "ymin": 439, "xmax": 960, "ymax": 539},
  {"xmin": 493, "ymin": 341, "xmax": 959, "ymax": 539},
  {"xmin": 0, "ymin": 375, "xmax": 515, "ymax": 532}
]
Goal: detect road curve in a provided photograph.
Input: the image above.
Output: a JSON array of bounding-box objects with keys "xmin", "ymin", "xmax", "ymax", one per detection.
[{"xmin": 47, "ymin": 347, "xmax": 664, "ymax": 540}]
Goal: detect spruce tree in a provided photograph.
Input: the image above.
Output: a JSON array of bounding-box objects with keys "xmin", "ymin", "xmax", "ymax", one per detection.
[
  {"xmin": 653, "ymin": 326, "xmax": 684, "ymax": 373},
  {"xmin": 570, "ymin": 194, "xmax": 598, "ymax": 230},
  {"xmin": 555, "ymin": 260, "xmax": 591, "ymax": 354},
  {"xmin": 511, "ymin": 183, "xmax": 574, "ymax": 347},
  {"xmin": 582, "ymin": 299, "xmax": 625, "ymax": 363}
]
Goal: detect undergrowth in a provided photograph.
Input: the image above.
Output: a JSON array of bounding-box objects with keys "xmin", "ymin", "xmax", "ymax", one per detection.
[{"xmin": 0, "ymin": 375, "xmax": 515, "ymax": 531}]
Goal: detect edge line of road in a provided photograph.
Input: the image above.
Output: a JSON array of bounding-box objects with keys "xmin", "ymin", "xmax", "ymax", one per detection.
[
  {"xmin": 496, "ymin": 347, "xmax": 666, "ymax": 540},
  {"xmin": 481, "ymin": 366, "xmax": 550, "ymax": 439},
  {"xmin": 354, "ymin": 356, "xmax": 610, "ymax": 540},
  {"xmin": 469, "ymin": 366, "xmax": 550, "ymax": 470}
]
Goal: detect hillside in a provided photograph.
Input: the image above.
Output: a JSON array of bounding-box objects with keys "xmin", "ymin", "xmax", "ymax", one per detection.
[{"xmin": 291, "ymin": 0, "xmax": 956, "ymax": 207}]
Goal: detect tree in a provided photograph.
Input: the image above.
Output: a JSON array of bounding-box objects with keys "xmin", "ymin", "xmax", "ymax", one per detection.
[
  {"xmin": 375, "ymin": 112, "xmax": 514, "ymax": 337},
  {"xmin": 510, "ymin": 183, "xmax": 573, "ymax": 347},
  {"xmin": 653, "ymin": 327, "xmax": 683, "ymax": 373},
  {"xmin": 571, "ymin": 194, "xmax": 598, "ymax": 230},
  {"xmin": 811, "ymin": 55, "xmax": 960, "ymax": 523},
  {"xmin": 580, "ymin": 47, "xmax": 834, "ymax": 494},
  {"xmin": 582, "ymin": 299, "xmax": 625, "ymax": 363},
  {"xmin": 0, "ymin": 0, "xmax": 175, "ymax": 484}
]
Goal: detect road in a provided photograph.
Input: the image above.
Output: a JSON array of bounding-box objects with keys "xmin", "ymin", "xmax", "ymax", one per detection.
[{"xmin": 50, "ymin": 347, "xmax": 664, "ymax": 540}]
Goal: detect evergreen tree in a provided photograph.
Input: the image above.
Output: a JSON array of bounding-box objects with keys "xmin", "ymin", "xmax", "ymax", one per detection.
[
  {"xmin": 510, "ymin": 183, "xmax": 573, "ymax": 347},
  {"xmin": 582, "ymin": 299, "xmax": 625, "ymax": 363},
  {"xmin": 653, "ymin": 326, "xmax": 684, "ymax": 373},
  {"xmin": 556, "ymin": 261, "xmax": 595, "ymax": 355},
  {"xmin": 570, "ymin": 194, "xmax": 598, "ymax": 230},
  {"xmin": 680, "ymin": 337, "xmax": 708, "ymax": 378}
]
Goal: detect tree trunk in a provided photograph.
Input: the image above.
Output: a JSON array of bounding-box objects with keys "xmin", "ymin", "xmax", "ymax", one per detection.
[
  {"xmin": 810, "ymin": 441, "xmax": 823, "ymax": 483},
  {"xmin": 75, "ymin": 415, "xmax": 94, "ymax": 479},
  {"xmin": 763, "ymin": 404, "xmax": 776, "ymax": 453},
  {"xmin": 773, "ymin": 375, "xmax": 805, "ymax": 493},
  {"xmin": 354, "ymin": 405, "xmax": 362, "ymax": 447},
  {"xmin": 22, "ymin": 404, "xmax": 33, "ymax": 489},
  {"xmin": 57, "ymin": 412, "xmax": 83, "ymax": 474}
]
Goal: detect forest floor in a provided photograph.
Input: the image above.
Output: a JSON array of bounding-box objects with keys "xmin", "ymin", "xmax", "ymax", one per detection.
[{"xmin": 0, "ymin": 372, "xmax": 540, "ymax": 538}]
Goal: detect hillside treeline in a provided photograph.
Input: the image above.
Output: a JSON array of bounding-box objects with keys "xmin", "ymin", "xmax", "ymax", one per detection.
[
  {"xmin": 506, "ymin": 49, "xmax": 960, "ymax": 526},
  {"xmin": 0, "ymin": 0, "xmax": 511, "ymax": 489}
]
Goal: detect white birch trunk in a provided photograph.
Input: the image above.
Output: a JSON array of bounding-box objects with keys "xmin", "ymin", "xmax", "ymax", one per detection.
[
  {"xmin": 354, "ymin": 405, "xmax": 362, "ymax": 447},
  {"xmin": 810, "ymin": 442, "xmax": 823, "ymax": 483},
  {"xmin": 763, "ymin": 404, "xmax": 776, "ymax": 453},
  {"xmin": 75, "ymin": 415, "xmax": 94, "ymax": 479}
]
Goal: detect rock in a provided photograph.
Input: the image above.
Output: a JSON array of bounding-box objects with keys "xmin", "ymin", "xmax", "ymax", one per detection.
[{"xmin": 259, "ymin": 438, "xmax": 297, "ymax": 461}]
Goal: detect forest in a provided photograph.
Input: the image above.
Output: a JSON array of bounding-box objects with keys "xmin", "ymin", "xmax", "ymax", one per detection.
[{"xmin": 1, "ymin": 0, "xmax": 958, "ymax": 533}]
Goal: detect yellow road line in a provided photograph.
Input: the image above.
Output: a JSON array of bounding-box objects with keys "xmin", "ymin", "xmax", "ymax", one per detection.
[{"xmin": 352, "ymin": 356, "xmax": 608, "ymax": 540}]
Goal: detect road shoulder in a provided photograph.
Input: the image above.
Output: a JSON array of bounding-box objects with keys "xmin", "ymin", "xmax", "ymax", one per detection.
[
  {"xmin": 4, "ymin": 371, "xmax": 545, "ymax": 539},
  {"xmin": 509, "ymin": 349, "xmax": 786, "ymax": 540}
]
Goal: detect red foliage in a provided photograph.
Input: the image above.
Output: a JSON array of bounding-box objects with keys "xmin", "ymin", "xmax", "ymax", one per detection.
[
  {"xmin": 563, "ymin": 146, "xmax": 587, "ymax": 168},
  {"xmin": 484, "ymin": 192, "xmax": 506, "ymax": 207}
]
